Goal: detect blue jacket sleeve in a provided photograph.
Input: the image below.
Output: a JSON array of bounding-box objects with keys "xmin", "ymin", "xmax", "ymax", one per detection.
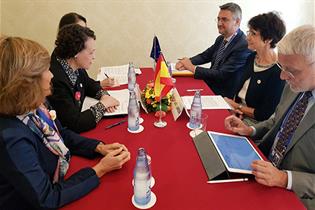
[
  {"xmin": 0, "ymin": 129, "xmax": 99, "ymax": 209},
  {"xmin": 57, "ymin": 119, "xmax": 102, "ymax": 158},
  {"xmin": 193, "ymin": 44, "xmax": 249, "ymax": 82},
  {"xmin": 190, "ymin": 37, "xmax": 220, "ymax": 65}
]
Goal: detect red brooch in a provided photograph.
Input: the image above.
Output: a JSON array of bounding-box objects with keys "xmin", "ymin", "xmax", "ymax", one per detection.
[{"xmin": 75, "ymin": 91, "xmax": 81, "ymax": 101}]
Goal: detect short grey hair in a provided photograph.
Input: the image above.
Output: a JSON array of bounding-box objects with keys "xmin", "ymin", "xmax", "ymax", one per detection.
[
  {"xmin": 220, "ymin": 2, "xmax": 242, "ymax": 20},
  {"xmin": 278, "ymin": 25, "xmax": 315, "ymax": 63}
]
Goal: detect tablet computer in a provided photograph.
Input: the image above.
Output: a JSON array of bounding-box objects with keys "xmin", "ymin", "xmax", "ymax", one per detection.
[{"xmin": 208, "ymin": 131, "xmax": 263, "ymax": 174}]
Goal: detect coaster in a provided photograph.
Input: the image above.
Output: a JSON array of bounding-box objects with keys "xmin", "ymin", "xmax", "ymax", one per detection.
[
  {"xmin": 132, "ymin": 192, "xmax": 157, "ymax": 209},
  {"xmin": 132, "ymin": 176, "xmax": 155, "ymax": 188},
  {"xmin": 154, "ymin": 120, "xmax": 167, "ymax": 128},
  {"xmin": 128, "ymin": 125, "xmax": 144, "ymax": 133},
  {"xmin": 139, "ymin": 117, "xmax": 144, "ymax": 124},
  {"xmin": 189, "ymin": 129, "xmax": 203, "ymax": 138},
  {"xmin": 186, "ymin": 122, "xmax": 202, "ymax": 130}
]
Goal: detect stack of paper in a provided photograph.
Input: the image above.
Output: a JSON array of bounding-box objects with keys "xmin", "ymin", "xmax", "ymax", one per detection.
[
  {"xmin": 97, "ymin": 64, "xmax": 142, "ymax": 85},
  {"xmin": 181, "ymin": 95, "xmax": 232, "ymax": 110},
  {"xmin": 170, "ymin": 63, "xmax": 193, "ymax": 77},
  {"xmin": 181, "ymin": 95, "xmax": 231, "ymax": 117},
  {"xmin": 81, "ymin": 89, "xmax": 129, "ymax": 116}
]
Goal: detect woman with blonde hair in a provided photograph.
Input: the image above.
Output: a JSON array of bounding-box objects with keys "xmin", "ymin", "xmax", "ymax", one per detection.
[{"xmin": 0, "ymin": 36, "xmax": 130, "ymax": 210}]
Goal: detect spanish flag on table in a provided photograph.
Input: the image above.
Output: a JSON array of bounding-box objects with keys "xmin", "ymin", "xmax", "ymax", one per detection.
[{"xmin": 154, "ymin": 54, "xmax": 174, "ymax": 101}]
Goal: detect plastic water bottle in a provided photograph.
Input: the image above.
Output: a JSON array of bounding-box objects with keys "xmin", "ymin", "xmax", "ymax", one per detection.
[
  {"xmin": 134, "ymin": 148, "xmax": 151, "ymax": 205},
  {"xmin": 167, "ymin": 61, "xmax": 176, "ymax": 84},
  {"xmin": 189, "ymin": 90, "xmax": 202, "ymax": 129},
  {"xmin": 128, "ymin": 62, "xmax": 136, "ymax": 91},
  {"xmin": 166, "ymin": 61, "xmax": 172, "ymax": 77},
  {"xmin": 128, "ymin": 91, "xmax": 140, "ymax": 131}
]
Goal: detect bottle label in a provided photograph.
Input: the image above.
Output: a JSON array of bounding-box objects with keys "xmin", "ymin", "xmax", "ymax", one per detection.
[
  {"xmin": 134, "ymin": 173, "xmax": 151, "ymax": 205},
  {"xmin": 128, "ymin": 68, "xmax": 136, "ymax": 91},
  {"xmin": 189, "ymin": 110, "xmax": 201, "ymax": 129},
  {"xmin": 128, "ymin": 92, "xmax": 140, "ymax": 131},
  {"xmin": 128, "ymin": 108, "xmax": 139, "ymax": 131}
]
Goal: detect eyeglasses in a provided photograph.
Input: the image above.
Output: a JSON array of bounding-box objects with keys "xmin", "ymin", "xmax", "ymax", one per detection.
[
  {"xmin": 215, "ymin": 17, "xmax": 232, "ymax": 24},
  {"xmin": 275, "ymin": 62, "xmax": 295, "ymax": 80}
]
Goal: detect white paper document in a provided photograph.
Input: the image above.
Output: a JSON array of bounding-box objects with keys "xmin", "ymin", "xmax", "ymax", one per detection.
[
  {"xmin": 97, "ymin": 64, "xmax": 141, "ymax": 85},
  {"xmin": 170, "ymin": 63, "xmax": 192, "ymax": 75},
  {"xmin": 81, "ymin": 89, "xmax": 129, "ymax": 116},
  {"xmin": 181, "ymin": 95, "xmax": 231, "ymax": 110}
]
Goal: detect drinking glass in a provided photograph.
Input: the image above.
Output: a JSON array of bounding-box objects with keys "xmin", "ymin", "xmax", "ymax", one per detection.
[{"xmin": 189, "ymin": 113, "xmax": 208, "ymax": 138}]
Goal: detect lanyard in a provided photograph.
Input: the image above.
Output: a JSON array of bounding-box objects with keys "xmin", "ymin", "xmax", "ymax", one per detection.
[{"xmin": 36, "ymin": 108, "xmax": 56, "ymax": 131}]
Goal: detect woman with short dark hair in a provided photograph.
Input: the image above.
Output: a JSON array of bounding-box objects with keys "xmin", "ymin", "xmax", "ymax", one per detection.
[
  {"xmin": 0, "ymin": 36, "xmax": 130, "ymax": 209},
  {"xmin": 58, "ymin": 12, "xmax": 87, "ymax": 29},
  {"xmin": 48, "ymin": 24, "xmax": 119, "ymax": 132},
  {"xmin": 57, "ymin": 12, "xmax": 115, "ymax": 88},
  {"xmin": 225, "ymin": 12, "xmax": 286, "ymax": 125}
]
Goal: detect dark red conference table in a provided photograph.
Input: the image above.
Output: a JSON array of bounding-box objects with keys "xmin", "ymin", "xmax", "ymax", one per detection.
[{"xmin": 61, "ymin": 68, "xmax": 305, "ymax": 210}]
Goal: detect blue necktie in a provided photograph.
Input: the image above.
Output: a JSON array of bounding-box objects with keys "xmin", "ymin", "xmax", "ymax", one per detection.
[
  {"xmin": 211, "ymin": 39, "xmax": 228, "ymax": 70},
  {"xmin": 269, "ymin": 91, "xmax": 312, "ymax": 167}
]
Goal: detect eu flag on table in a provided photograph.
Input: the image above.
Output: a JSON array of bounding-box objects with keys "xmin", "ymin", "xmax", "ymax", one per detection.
[
  {"xmin": 150, "ymin": 36, "xmax": 161, "ymax": 61},
  {"xmin": 154, "ymin": 54, "xmax": 174, "ymax": 101}
]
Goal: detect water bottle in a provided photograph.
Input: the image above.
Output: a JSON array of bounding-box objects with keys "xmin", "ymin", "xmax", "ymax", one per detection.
[
  {"xmin": 167, "ymin": 61, "xmax": 176, "ymax": 84},
  {"xmin": 134, "ymin": 148, "xmax": 151, "ymax": 205},
  {"xmin": 128, "ymin": 62, "xmax": 136, "ymax": 91},
  {"xmin": 128, "ymin": 91, "xmax": 140, "ymax": 131},
  {"xmin": 166, "ymin": 61, "xmax": 172, "ymax": 77},
  {"xmin": 189, "ymin": 90, "xmax": 202, "ymax": 129}
]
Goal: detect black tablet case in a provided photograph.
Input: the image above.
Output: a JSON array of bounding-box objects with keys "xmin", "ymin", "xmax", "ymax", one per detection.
[{"xmin": 193, "ymin": 131, "xmax": 251, "ymax": 181}]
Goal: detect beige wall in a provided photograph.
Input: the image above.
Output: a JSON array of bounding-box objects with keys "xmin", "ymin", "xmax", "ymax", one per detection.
[{"xmin": 1, "ymin": 0, "xmax": 314, "ymax": 78}]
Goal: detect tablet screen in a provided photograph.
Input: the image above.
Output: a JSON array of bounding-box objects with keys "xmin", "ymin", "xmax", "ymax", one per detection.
[{"xmin": 208, "ymin": 131, "xmax": 262, "ymax": 174}]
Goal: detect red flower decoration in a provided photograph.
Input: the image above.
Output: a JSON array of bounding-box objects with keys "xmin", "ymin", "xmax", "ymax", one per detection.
[
  {"xmin": 147, "ymin": 82, "xmax": 154, "ymax": 88},
  {"xmin": 75, "ymin": 91, "xmax": 81, "ymax": 101}
]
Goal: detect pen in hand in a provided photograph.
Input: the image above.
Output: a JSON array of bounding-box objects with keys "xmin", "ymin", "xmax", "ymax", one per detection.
[
  {"xmin": 104, "ymin": 73, "xmax": 109, "ymax": 78},
  {"xmin": 105, "ymin": 119, "xmax": 127, "ymax": 129}
]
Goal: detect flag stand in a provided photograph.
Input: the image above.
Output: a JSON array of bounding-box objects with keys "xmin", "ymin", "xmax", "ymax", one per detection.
[
  {"xmin": 154, "ymin": 99, "xmax": 167, "ymax": 128},
  {"xmin": 152, "ymin": 60, "xmax": 156, "ymax": 73}
]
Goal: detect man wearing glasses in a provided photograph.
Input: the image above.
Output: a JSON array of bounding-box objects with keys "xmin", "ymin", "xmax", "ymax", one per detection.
[
  {"xmin": 175, "ymin": 2, "xmax": 250, "ymax": 98},
  {"xmin": 225, "ymin": 25, "xmax": 315, "ymax": 209}
]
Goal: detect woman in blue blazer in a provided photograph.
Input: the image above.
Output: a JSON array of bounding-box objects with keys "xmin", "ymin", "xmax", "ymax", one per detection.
[
  {"xmin": 0, "ymin": 36, "xmax": 130, "ymax": 210},
  {"xmin": 225, "ymin": 12, "xmax": 286, "ymax": 125}
]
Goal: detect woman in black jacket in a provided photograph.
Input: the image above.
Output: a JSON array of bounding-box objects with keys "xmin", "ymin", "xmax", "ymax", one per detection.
[
  {"xmin": 48, "ymin": 24, "xmax": 119, "ymax": 132},
  {"xmin": 225, "ymin": 12, "xmax": 286, "ymax": 125}
]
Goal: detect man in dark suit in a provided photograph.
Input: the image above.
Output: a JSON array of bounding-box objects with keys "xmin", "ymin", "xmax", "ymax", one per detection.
[
  {"xmin": 176, "ymin": 2, "xmax": 251, "ymax": 98},
  {"xmin": 224, "ymin": 25, "xmax": 315, "ymax": 209}
]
